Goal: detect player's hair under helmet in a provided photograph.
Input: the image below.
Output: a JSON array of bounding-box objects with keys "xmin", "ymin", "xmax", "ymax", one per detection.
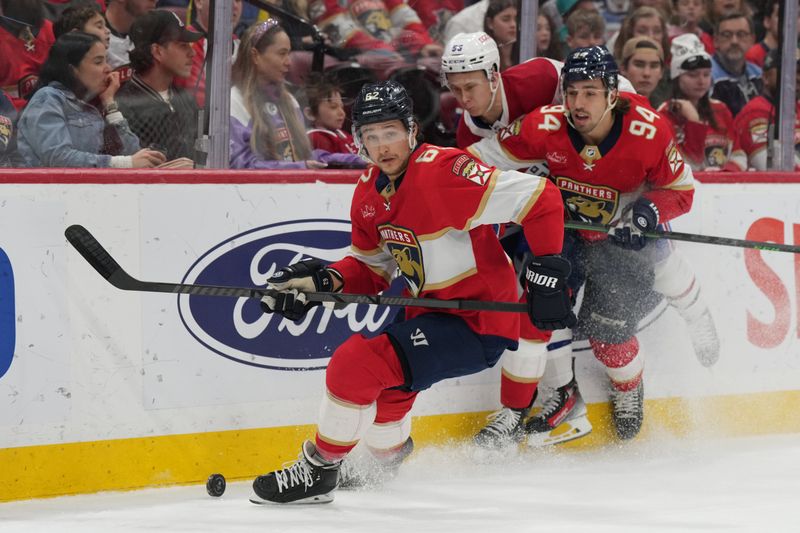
[
  {"xmin": 561, "ymin": 45, "xmax": 619, "ymax": 93},
  {"xmin": 351, "ymin": 80, "xmax": 417, "ymax": 160}
]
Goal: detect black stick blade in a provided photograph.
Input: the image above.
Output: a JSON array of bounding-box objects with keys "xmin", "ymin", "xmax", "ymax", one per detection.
[{"xmin": 65, "ymin": 224, "xmax": 123, "ymax": 281}]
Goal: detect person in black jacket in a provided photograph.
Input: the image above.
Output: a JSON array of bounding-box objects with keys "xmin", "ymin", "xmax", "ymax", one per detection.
[{"xmin": 116, "ymin": 10, "xmax": 201, "ymax": 162}]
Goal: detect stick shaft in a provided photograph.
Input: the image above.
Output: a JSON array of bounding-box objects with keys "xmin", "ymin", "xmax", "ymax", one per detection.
[
  {"xmin": 65, "ymin": 225, "xmax": 527, "ymax": 313},
  {"xmin": 565, "ymin": 220, "xmax": 800, "ymax": 253}
]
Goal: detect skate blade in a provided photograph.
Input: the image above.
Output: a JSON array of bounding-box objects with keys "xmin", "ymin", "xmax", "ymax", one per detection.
[
  {"xmin": 526, "ymin": 415, "xmax": 592, "ymax": 447},
  {"xmin": 249, "ymin": 491, "xmax": 335, "ymax": 505}
]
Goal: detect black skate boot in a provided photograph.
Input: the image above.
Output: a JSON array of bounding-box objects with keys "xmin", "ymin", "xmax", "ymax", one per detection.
[
  {"xmin": 473, "ymin": 406, "xmax": 528, "ymax": 448},
  {"xmin": 525, "ymin": 379, "xmax": 592, "ymax": 446},
  {"xmin": 250, "ymin": 440, "xmax": 340, "ymax": 504},
  {"xmin": 338, "ymin": 437, "xmax": 414, "ymax": 490},
  {"xmin": 610, "ymin": 380, "xmax": 644, "ymax": 440}
]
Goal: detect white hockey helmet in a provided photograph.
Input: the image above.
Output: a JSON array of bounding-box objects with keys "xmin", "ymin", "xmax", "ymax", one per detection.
[{"xmin": 440, "ymin": 31, "xmax": 500, "ymax": 87}]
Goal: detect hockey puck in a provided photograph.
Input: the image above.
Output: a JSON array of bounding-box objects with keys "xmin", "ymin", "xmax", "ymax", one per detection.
[{"xmin": 206, "ymin": 473, "xmax": 226, "ymax": 497}]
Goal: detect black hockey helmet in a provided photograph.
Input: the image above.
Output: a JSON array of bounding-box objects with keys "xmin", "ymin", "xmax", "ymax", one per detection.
[
  {"xmin": 351, "ymin": 80, "xmax": 415, "ymax": 133},
  {"xmin": 562, "ymin": 45, "xmax": 619, "ymax": 92}
]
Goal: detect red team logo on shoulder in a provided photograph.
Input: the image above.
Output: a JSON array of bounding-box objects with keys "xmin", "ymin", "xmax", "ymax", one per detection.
[
  {"xmin": 379, "ymin": 224, "xmax": 425, "ymax": 296},
  {"xmin": 452, "ymin": 154, "xmax": 492, "ymax": 186},
  {"xmin": 556, "ymin": 177, "xmax": 619, "ymax": 225}
]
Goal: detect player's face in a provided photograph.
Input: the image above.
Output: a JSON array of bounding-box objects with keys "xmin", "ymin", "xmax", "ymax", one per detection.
[
  {"xmin": 565, "ymin": 79, "xmax": 613, "ymax": 133},
  {"xmin": 314, "ymin": 91, "xmax": 346, "ymax": 130},
  {"xmin": 622, "ymin": 49, "xmax": 663, "ymax": 96},
  {"xmin": 678, "ymin": 68, "xmax": 712, "ymax": 101},
  {"xmin": 445, "ymin": 71, "xmax": 493, "ymax": 117},
  {"xmin": 361, "ymin": 120, "xmax": 413, "ymax": 178},
  {"xmin": 82, "ymin": 14, "xmax": 111, "ymax": 48}
]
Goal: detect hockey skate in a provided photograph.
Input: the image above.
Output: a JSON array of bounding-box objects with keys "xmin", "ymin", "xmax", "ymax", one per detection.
[
  {"xmin": 682, "ymin": 307, "xmax": 720, "ymax": 367},
  {"xmin": 338, "ymin": 437, "xmax": 415, "ymax": 490},
  {"xmin": 525, "ymin": 380, "xmax": 592, "ymax": 447},
  {"xmin": 610, "ymin": 380, "xmax": 644, "ymax": 440},
  {"xmin": 250, "ymin": 440, "xmax": 340, "ymax": 505},
  {"xmin": 473, "ymin": 406, "xmax": 528, "ymax": 448}
]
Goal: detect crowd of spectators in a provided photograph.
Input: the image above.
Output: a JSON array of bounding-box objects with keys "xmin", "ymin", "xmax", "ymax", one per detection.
[{"xmin": 0, "ymin": 0, "xmax": 797, "ymax": 171}]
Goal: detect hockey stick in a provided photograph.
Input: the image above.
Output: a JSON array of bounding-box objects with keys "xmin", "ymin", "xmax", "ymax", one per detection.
[
  {"xmin": 64, "ymin": 225, "xmax": 527, "ymax": 313},
  {"xmin": 565, "ymin": 220, "xmax": 800, "ymax": 254}
]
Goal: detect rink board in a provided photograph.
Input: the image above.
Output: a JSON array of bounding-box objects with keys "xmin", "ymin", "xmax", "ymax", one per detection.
[{"xmin": 0, "ymin": 170, "xmax": 799, "ymax": 501}]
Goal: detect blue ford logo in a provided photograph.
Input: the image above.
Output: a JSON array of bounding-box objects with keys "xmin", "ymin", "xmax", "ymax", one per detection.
[
  {"xmin": 178, "ymin": 219, "xmax": 397, "ymax": 370},
  {"xmin": 0, "ymin": 247, "xmax": 14, "ymax": 380}
]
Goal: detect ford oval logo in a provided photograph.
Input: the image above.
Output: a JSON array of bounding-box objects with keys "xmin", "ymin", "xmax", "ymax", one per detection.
[
  {"xmin": 178, "ymin": 219, "xmax": 398, "ymax": 370},
  {"xmin": 0, "ymin": 247, "xmax": 14, "ymax": 380}
]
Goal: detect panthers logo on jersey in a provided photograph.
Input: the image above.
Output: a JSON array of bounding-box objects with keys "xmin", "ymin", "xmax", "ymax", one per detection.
[
  {"xmin": 379, "ymin": 224, "xmax": 425, "ymax": 296},
  {"xmin": 555, "ymin": 177, "xmax": 619, "ymax": 225}
]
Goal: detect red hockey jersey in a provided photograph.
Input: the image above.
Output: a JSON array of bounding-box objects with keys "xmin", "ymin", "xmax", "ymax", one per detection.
[
  {"xmin": 0, "ymin": 20, "xmax": 56, "ymax": 110},
  {"xmin": 732, "ymin": 95, "xmax": 800, "ymax": 170},
  {"xmin": 328, "ymin": 143, "xmax": 564, "ymax": 340},
  {"xmin": 467, "ymin": 94, "xmax": 695, "ymax": 242},
  {"xmin": 658, "ymin": 98, "xmax": 746, "ymax": 171},
  {"xmin": 456, "ymin": 58, "xmax": 563, "ymax": 148},
  {"xmin": 308, "ymin": 127, "xmax": 359, "ymax": 155}
]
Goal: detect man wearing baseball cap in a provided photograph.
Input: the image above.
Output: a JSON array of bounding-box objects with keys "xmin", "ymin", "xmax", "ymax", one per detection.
[
  {"xmin": 733, "ymin": 47, "xmax": 800, "ymax": 170},
  {"xmin": 116, "ymin": 10, "xmax": 201, "ymax": 163},
  {"xmin": 620, "ymin": 36, "xmax": 665, "ymax": 106}
]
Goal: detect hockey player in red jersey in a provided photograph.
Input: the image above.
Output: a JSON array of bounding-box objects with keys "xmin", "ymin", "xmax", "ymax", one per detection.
[
  {"xmin": 249, "ymin": 80, "xmax": 573, "ymax": 504},
  {"xmin": 470, "ymin": 46, "xmax": 696, "ymax": 440}
]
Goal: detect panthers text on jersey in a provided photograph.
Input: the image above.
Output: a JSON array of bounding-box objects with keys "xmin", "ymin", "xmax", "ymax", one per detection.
[
  {"xmin": 328, "ymin": 143, "xmax": 564, "ymax": 341},
  {"xmin": 468, "ymin": 93, "xmax": 694, "ymax": 242}
]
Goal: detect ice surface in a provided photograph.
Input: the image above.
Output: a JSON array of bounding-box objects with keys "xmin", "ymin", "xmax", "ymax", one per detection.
[{"xmin": 1, "ymin": 433, "xmax": 799, "ymax": 533}]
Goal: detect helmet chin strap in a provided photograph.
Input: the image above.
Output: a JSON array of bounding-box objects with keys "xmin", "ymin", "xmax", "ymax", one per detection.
[{"xmin": 481, "ymin": 70, "xmax": 501, "ymax": 118}]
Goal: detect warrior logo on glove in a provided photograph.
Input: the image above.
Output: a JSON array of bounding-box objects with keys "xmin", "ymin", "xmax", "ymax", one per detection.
[{"xmin": 524, "ymin": 255, "xmax": 577, "ymax": 331}]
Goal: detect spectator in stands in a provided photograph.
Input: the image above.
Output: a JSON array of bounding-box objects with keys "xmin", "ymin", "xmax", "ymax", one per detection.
[
  {"xmin": 699, "ymin": 0, "xmax": 749, "ymax": 37},
  {"xmin": 53, "ymin": 4, "xmax": 110, "ymax": 46},
  {"xmin": 620, "ymin": 36, "xmax": 665, "ymax": 106},
  {"xmin": 484, "ymin": 0, "xmax": 518, "ymax": 72},
  {"xmin": 565, "ymin": 9, "xmax": 606, "ymax": 51},
  {"xmin": 116, "ymin": 10, "xmax": 199, "ymax": 161},
  {"xmin": 0, "ymin": 0, "xmax": 56, "ymax": 110},
  {"xmin": 175, "ymin": 0, "xmax": 242, "ymax": 109},
  {"xmin": 733, "ymin": 47, "xmax": 800, "ymax": 170},
  {"xmin": 710, "ymin": 12, "xmax": 761, "ymax": 116},
  {"xmin": 671, "ymin": 0, "xmax": 714, "ymax": 53},
  {"xmin": 745, "ymin": 0, "xmax": 777, "ymax": 68},
  {"xmin": 658, "ymin": 33, "xmax": 745, "ymax": 171},
  {"xmin": 303, "ymin": 77, "xmax": 366, "ymax": 168},
  {"xmin": 105, "ymin": 0, "xmax": 157, "ymax": 74},
  {"xmin": 536, "ymin": 11, "xmax": 561, "ymax": 60},
  {"xmin": 0, "ymin": 89, "xmax": 23, "ymax": 166},
  {"xmin": 229, "ymin": 19, "xmax": 325, "ymax": 169},
  {"xmin": 308, "ymin": 0, "xmax": 442, "ymax": 62},
  {"xmin": 44, "ymin": 1, "xmax": 106, "ymax": 22},
  {"xmin": 16, "ymin": 32, "xmax": 165, "ymax": 167},
  {"xmin": 612, "ymin": 7, "xmax": 670, "ymax": 67}
]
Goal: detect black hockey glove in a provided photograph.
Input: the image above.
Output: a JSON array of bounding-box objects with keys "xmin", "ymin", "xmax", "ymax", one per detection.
[
  {"xmin": 610, "ymin": 198, "xmax": 659, "ymax": 251},
  {"xmin": 260, "ymin": 259, "xmax": 341, "ymax": 321},
  {"xmin": 524, "ymin": 255, "xmax": 577, "ymax": 331}
]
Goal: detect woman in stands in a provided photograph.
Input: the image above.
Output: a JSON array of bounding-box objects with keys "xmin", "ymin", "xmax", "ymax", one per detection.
[
  {"xmin": 657, "ymin": 33, "xmax": 745, "ymax": 171},
  {"xmin": 229, "ymin": 19, "xmax": 326, "ymax": 170},
  {"xmin": 16, "ymin": 32, "xmax": 164, "ymax": 168},
  {"xmin": 484, "ymin": 0, "xmax": 519, "ymax": 72}
]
